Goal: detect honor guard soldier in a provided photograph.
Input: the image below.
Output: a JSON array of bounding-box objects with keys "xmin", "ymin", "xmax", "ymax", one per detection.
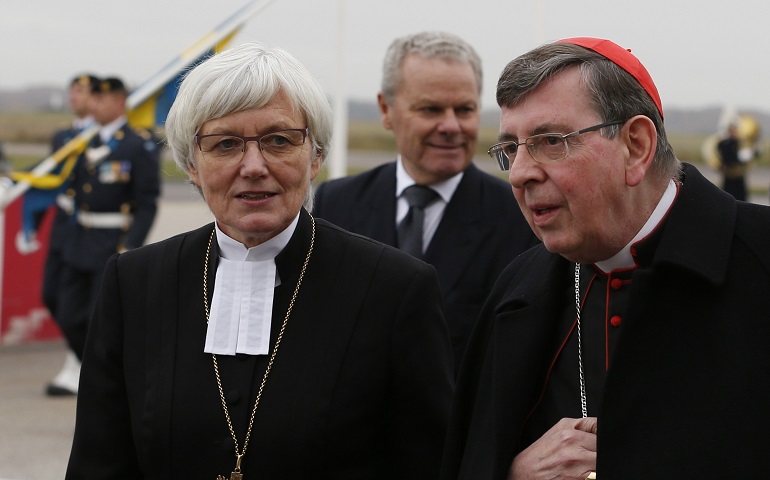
[
  {"xmin": 55, "ymin": 77, "xmax": 161, "ymax": 365},
  {"xmin": 44, "ymin": 73, "xmax": 99, "ymax": 396}
]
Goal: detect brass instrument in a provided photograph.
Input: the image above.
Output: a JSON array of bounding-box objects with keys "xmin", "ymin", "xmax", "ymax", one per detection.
[{"xmin": 702, "ymin": 114, "xmax": 761, "ymax": 169}]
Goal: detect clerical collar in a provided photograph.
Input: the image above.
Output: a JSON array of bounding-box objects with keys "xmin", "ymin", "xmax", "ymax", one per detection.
[
  {"xmin": 98, "ymin": 115, "xmax": 127, "ymax": 144},
  {"xmin": 595, "ymin": 179, "xmax": 678, "ymax": 273},
  {"xmin": 214, "ymin": 214, "xmax": 298, "ymax": 261},
  {"xmin": 204, "ymin": 214, "xmax": 299, "ymax": 356},
  {"xmin": 395, "ymin": 155, "xmax": 463, "ymax": 203}
]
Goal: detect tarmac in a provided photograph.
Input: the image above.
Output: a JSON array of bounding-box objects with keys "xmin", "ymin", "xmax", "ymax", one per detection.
[
  {"xmin": 1, "ymin": 159, "xmax": 769, "ymax": 479},
  {"xmin": 0, "ymin": 181, "xmax": 213, "ymax": 480}
]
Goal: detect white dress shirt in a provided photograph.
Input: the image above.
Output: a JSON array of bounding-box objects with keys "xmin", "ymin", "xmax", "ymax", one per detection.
[{"xmin": 395, "ymin": 156, "xmax": 464, "ymax": 254}]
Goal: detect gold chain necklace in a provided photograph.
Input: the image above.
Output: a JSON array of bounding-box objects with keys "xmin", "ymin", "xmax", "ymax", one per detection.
[{"xmin": 203, "ymin": 217, "xmax": 315, "ymax": 480}]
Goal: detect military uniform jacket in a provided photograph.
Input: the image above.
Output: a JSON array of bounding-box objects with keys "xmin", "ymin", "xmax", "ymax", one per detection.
[
  {"xmin": 67, "ymin": 210, "xmax": 454, "ymax": 479},
  {"xmin": 442, "ymin": 164, "xmax": 770, "ymax": 479},
  {"xmin": 48, "ymin": 126, "xmax": 81, "ymax": 252},
  {"xmin": 62, "ymin": 122, "xmax": 160, "ymax": 271},
  {"xmin": 314, "ymin": 162, "xmax": 538, "ymax": 370},
  {"xmin": 52, "ymin": 126, "xmax": 78, "ymax": 151}
]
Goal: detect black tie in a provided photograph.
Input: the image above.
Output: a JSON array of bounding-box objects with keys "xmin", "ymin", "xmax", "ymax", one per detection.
[{"xmin": 397, "ymin": 185, "xmax": 439, "ymax": 259}]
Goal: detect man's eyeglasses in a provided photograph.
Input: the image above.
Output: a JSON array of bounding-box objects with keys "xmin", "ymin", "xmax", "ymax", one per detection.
[
  {"xmin": 487, "ymin": 121, "xmax": 624, "ymax": 171},
  {"xmin": 195, "ymin": 128, "xmax": 309, "ymax": 163}
]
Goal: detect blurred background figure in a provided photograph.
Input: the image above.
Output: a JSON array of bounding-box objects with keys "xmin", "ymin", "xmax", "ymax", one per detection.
[
  {"xmin": 0, "ymin": 142, "xmax": 10, "ymax": 175},
  {"xmin": 705, "ymin": 112, "xmax": 761, "ymax": 202},
  {"xmin": 44, "ymin": 73, "xmax": 99, "ymax": 396},
  {"xmin": 717, "ymin": 122, "xmax": 746, "ymax": 200},
  {"xmin": 55, "ymin": 77, "xmax": 160, "ymax": 373},
  {"xmin": 717, "ymin": 116, "xmax": 761, "ymax": 200}
]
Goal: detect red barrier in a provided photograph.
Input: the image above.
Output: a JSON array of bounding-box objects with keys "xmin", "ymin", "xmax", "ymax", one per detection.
[{"xmin": 0, "ymin": 200, "xmax": 61, "ymax": 344}]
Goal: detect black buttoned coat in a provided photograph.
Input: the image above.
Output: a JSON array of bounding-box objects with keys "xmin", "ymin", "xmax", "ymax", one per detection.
[
  {"xmin": 314, "ymin": 162, "xmax": 538, "ymax": 372},
  {"xmin": 67, "ymin": 210, "xmax": 453, "ymax": 479},
  {"xmin": 442, "ymin": 164, "xmax": 770, "ymax": 479}
]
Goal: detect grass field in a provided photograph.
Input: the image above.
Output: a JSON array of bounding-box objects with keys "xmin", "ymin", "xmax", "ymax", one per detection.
[{"xmin": 3, "ymin": 111, "xmax": 769, "ymax": 173}]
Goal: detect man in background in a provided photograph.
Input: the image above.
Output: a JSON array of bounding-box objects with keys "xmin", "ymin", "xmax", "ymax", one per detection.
[
  {"xmin": 44, "ymin": 74, "xmax": 99, "ymax": 396},
  {"xmin": 313, "ymin": 31, "xmax": 537, "ymax": 372},
  {"xmin": 55, "ymin": 77, "xmax": 160, "ymax": 369}
]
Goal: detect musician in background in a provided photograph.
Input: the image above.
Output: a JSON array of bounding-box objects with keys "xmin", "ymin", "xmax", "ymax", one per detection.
[{"xmin": 717, "ymin": 122, "xmax": 751, "ymax": 201}]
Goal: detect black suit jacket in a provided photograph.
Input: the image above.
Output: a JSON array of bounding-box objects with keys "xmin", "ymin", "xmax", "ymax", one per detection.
[
  {"xmin": 442, "ymin": 164, "xmax": 770, "ymax": 479},
  {"xmin": 314, "ymin": 162, "xmax": 537, "ymax": 370},
  {"xmin": 67, "ymin": 210, "xmax": 453, "ymax": 479}
]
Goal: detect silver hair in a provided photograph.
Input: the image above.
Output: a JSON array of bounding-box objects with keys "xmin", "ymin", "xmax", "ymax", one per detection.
[
  {"xmin": 380, "ymin": 31, "xmax": 482, "ymax": 104},
  {"xmin": 496, "ymin": 42, "xmax": 680, "ymax": 180},
  {"xmin": 165, "ymin": 42, "xmax": 333, "ymax": 210}
]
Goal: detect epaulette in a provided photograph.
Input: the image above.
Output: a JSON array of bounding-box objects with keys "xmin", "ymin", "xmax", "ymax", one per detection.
[{"xmin": 135, "ymin": 128, "xmax": 153, "ymax": 140}]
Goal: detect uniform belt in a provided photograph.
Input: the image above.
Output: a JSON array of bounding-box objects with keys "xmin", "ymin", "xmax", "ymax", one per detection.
[
  {"xmin": 722, "ymin": 163, "xmax": 748, "ymax": 179},
  {"xmin": 76, "ymin": 211, "xmax": 132, "ymax": 229},
  {"xmin": 56, "ymin": 194, "xmax": 75, "ymax": 214}
]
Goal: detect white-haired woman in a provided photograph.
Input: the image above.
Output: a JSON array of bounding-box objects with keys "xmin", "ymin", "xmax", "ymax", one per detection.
[{"xmin": 66, "ymin": 42, "xmax": 453, "ymax": 480}]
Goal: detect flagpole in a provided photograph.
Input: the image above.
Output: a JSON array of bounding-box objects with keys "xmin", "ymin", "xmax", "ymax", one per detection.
[
  {"xmin": 0, "ymin": 208, "xmax": 5, "ymax": 340},
  {"xmin": 127, "ymin": 0, "xmax": 276, "ymax": 111},
  {"xmin": 0, "ymin": 0, "xmax": 276, "ymax": 210},
  {"xmin": 0, "ymin": 0, "xmax": 279, "ymax": 342},
  {"xmin": 534, "ymin": 0, "xmax": 544, "ymax": 46},
  {"xmin": 327, "ymin": 0, "xmax": 348, "ymax": 179},
  {"xmin": 0, "ymin": 125, "xmax": 99, "ymax": 210}
]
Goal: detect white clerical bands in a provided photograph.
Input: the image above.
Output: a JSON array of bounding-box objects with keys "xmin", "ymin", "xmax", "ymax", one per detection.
[{"xmin": 204, "ymin": 257, "xmax": 275, "ymax": 356}]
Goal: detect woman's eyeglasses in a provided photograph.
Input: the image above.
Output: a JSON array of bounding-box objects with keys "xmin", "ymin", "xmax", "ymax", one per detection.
[{"xmin": 195, "ymin": 128, "xmax": 309, "ymax": 163}]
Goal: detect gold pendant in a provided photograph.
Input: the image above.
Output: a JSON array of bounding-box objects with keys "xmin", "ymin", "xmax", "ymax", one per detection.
[
  {"xmin": 216, "ymin": 472, "xmax": 242, "ymax": 480},
  {"xmin": 219, "ymin": 454, "xmax": 244, "ymax": 480}
]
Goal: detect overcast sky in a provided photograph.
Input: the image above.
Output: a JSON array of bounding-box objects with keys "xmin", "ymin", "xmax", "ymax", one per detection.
[{"xmin": 2, "ymin": 0, "xmax": 769, "ymax": 115}]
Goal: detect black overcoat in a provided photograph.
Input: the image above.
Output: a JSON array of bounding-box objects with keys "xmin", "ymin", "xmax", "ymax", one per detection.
[
  {"xmin": 67, "ymin": 210, "xmax": 454, "ymax": 479},
  {"xmin": 442, "ymin": 164, "xmax": 770, "ymax": 479},
  {"xmin": 314, "ymin": 162, "xmax": 537, "ymax": 371}
]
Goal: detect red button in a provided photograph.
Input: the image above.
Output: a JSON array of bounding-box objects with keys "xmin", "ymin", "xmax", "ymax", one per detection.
[
  {"xmin": 610, "ymin": 278, "xmax": 623, "ymax": 290},
  {"xmin": 610, "ymin": 315, "xmax": 622, "ymax": 327}
]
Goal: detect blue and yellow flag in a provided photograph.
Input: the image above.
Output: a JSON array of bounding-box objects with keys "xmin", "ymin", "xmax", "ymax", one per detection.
[
  {"xmin": 126, "ymin": 30, "xmax": 247, "ymax": 129},
  {"xmin": 3, "ymin": 0, "xmax": 275, "ymax": 252}
]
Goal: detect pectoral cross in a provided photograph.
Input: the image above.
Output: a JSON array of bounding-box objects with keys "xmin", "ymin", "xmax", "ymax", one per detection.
[
  {"xmin": 215, "ymin": 470, "xmax": 242, "ymax": 480},
  {"xmin": 217, "ymin": 454, "xmax": 244, "ymax": 480},
  {"xmin": 215, "ymin": 473, "xmax": 242, "ymax": 480}
]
